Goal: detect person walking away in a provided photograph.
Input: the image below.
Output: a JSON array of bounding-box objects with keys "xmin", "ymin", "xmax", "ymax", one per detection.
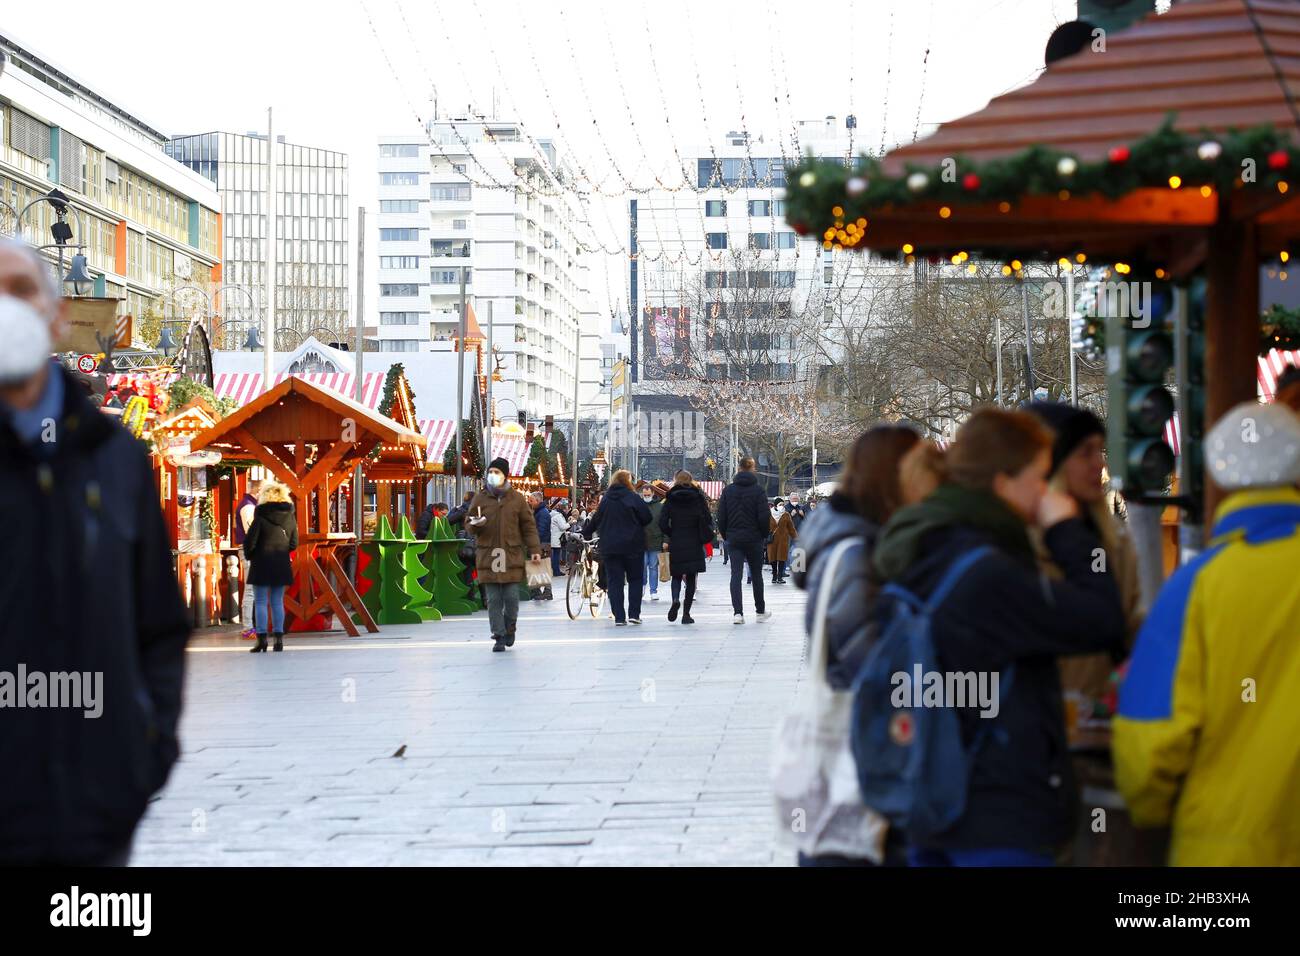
[
  {"xmin": 1112, "ymin": 402, "xmax": 1300, "ymax": 866},
  {"xmin": 0, "ymin": 238, "xmax": 190, "ymax": 866},
  {"xmin": 871, "ymin": 407, "xmax": 1127, "ymax": 866},
  {"xmin": 586, "ymin": 469, "xmax": 652, "ymax": 625},
  {"xmin": 549, "ymin": 500, "xmax": 570, "ymax": 576},
  {"xmin": 641, "ymin": 483, "xmax": 666, "ymax": 603},
  {"xmin": 233, "ymin": 478, "xmax": 261, "ymax": 640},
  {"xmin": 717, "ymin": 457, "xmax": 772, "ymax": 624},
  {"xmin": 527, "ymin": 492, "xmax": 553, "ymax": 600},
  {"xmin": 791, "ymin": 424, "xmax": 936, "ymax": 866},
  {"xmin": 659, "ymin": 471, "xmax": 713, "ymax": 624},
  {"xmin": 466, "ymin": 459, "xmax": 541, "ymax": 651},
  {"xmin": 243, "ymin": 481, "xmax": 298, "ymax": 652},
  {"xmin": 769, "ymin": 499, "xmax": 798, "ymax": 584}
]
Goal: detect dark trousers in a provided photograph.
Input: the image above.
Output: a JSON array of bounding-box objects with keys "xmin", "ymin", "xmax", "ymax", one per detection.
[
  {"xmin": 670, "ymin": 572, "xmax": 697, "ymax": 607},
  {"xmin": 728, "ymin": 540, "xmax": 765, "ymax": 615},
  {"xmin": 551, "ymin": 547, "xmax": 564, "ymax": 576},
  {"xmin": 772, "ymin": 558, "xmax": 787, "ymax": 581},
  {"xmin": 603, "ymin": 552, "xmax": 642, "ymax": 623}
]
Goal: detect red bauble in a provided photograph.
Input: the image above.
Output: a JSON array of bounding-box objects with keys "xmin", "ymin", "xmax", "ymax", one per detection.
[
  {"xmin": 1268, "ymin": 150, "xmax": 1290, "ymax": 171},
  {"xmin": 792, "ymin": 221, "xmax": 809, "ymax": 236},
  {"xmin": 962, "ymin": 173, "xmax": 980, "ymax": 191},
  {"xmin": 1108, "ymin": 145, "xmax": 1131, "ymax": 164}
]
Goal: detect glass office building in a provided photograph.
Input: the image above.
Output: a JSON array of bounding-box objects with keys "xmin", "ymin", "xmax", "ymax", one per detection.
[{"xmin": 168, "ymin": 131, "xmax": 349, "ymax": 342}]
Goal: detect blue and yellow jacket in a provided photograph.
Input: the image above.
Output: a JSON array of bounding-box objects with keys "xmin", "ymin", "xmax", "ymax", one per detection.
[{"xmin": 1112, "ymin": 487, "xmax": 1300, "ymax": 866}]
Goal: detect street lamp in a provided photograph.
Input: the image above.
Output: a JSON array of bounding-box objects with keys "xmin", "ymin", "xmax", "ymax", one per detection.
[
  {"xmin": 64, "ymin": 253, "xmax": 93, "ymax": 297},
  {"xmin": 156, "ymin": 323, "xmax": 179, "ymax": 358}
]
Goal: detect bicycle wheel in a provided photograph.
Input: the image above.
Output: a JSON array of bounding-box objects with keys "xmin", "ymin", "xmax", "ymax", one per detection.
[
  {"xmin": 590, "ymin": 584, "xmax": 606, "ymax": 619},
  {"xmin": 566, "ymin": 563, "xmax": 585, "ymax": 620}
]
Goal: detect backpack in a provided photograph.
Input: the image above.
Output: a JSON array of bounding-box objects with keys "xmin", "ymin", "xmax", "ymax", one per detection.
[{"xmin": 849, "ymin": 546, "xmax": 1013, "ymax": 843}]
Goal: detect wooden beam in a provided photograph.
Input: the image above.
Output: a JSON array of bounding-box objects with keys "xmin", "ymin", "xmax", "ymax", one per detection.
[
  {"xmin": 229, "ymin": 427, "xmax": 299, "ymax": 491},
  {"xmin": 299, "ymin": 439, "xmax": 355, "ymax": 497},
  {"xmin": 1204, "ymin": 203, "xmax": 1259, "ymax": 523}
]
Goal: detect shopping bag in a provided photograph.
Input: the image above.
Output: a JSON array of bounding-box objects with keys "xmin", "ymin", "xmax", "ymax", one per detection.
[
  {"xmin": 771, "ymin": 537, "xmax": 889, "ymax": 862},
  {"xmin": 658, "ymin": 552, "xmax": 671, "ymax": 583},
  {"xmin": 525, "ymin": 558, "xmax": 552, "ymax": 590}
]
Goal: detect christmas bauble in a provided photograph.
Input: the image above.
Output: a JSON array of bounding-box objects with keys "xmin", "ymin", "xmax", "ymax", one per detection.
[
  {"xmin": 1197, "ymin": 140, "xmax": 1222, "ymax": 162},
  {"xmin": 846, "ymin": 176, "xmax": 868, "ymax": 196},
  {"xmin": 799, "ymin": 171, "xmax": 817, "ymax": 188},
  {"xmin": 906, "ymin": 171, "xmax": 929, "ymax": 193},
  {"xmin": 962, "ymin": 173, "xmax": 980, "ymax": 191},
  {"xmin": 1268, "ymin": 150, "xmax": 1289, "ymax": 171},
  {"xmin": 1108, "ymin": 146, "xmax": 1130, "ymax": 164},
  {"xmin": 1056, "ymin": 156, "xmax": 1078, "ymax": 177}
]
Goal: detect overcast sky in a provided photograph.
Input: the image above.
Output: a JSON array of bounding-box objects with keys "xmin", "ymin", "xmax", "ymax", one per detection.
[{"xmin": 5, "ymin": 0, "xmax": 1079, "ymax": 320}]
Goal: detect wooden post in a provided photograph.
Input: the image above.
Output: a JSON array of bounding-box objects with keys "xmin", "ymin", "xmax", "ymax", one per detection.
[{"xmin": 1203, "ymin": 206, "xmax": 1259, "ymax": 523}]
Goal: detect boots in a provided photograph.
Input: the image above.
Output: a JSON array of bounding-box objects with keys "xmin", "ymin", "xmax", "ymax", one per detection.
[
  {"xmin": 668, "ymin": 601, "xmax": 680, "ymax": 622},
  {"xmin": 681, "ymin": 596, "xmax": 695, "ymax": 625},
  {"xmin": 250, "ymin": 633, "xmax": 268, "ymax": 653},
  {"xmin": 272, "ymin": 632, "xmax": 283, "ymax": 652}
]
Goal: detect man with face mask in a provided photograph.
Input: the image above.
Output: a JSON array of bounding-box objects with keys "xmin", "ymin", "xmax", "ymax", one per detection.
[
  {"xmin": 0, "ymin": 238, "xmax": 190, "ymax": 865},
  {"xmin": 465, "ymin": 458, "xmax": 542, "ymax": 651}
]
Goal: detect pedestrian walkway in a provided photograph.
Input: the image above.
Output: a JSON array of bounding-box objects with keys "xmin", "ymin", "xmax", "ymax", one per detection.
[{"xmin": 131, "ymin": 566, "xmax": 808, "ymax": 866}]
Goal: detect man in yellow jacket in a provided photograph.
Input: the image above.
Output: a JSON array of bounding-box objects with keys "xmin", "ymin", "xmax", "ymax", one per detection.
[{"xmin": 1112, "ymin": 401, "xmax": 1300, "ymax": 866}]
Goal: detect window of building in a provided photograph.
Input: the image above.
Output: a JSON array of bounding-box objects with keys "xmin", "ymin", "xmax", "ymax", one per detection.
[
  {"xmin": 430, "ymin": 183, "xmax": 471, "ymax": 201},
  {"xmin": 705, "ymin": 200, "xmax": 726, "ymax": 217},
  {"xmin": 380, "ymin": 256, "xmax": 420, "ymax": 269},
  {"xmin": 749, "ymin": 233, "xmax": 772, "ymax": 250},
  {"xmin": 774, "ymin": 270, "xmax": 796, "ymax": 288},
  {"xmin": 825, "ymin": 266, "xmax": 834, "ymax": 283},
  {"xmin": 773, "ymin": 200, "xmax": 786, "ymax": 217},
  {"xmin": 775, "ymin": 232, "xmax": 797, "ymax": 249},
  {"xmin": 705, "ymin": 233, "xmax": 728, "ymax": 250},
  {"xmin": 380, "ymin": 312, "xmax": 422, "ymax": 325},
  {"xmin": 380, "ymin": 283, "xmax": 420, "ymax": 296},
  {"xmin": 748, "ymin": 200, "xmax": 770, "ymax": 217},
  {"xmin": 452, "ymin": 163, "xmax": 467, "ymax": 174},
  {"xmin": 431, "ymin": 240, "xmax": 470, "ymax": 257},
  {"xmin": 705, "ymin": 271, "xmax": 726, "ymax": 289},
  {"xmin": 379, "ymin": 144, "xmax": 420, "ymax": 158},
  {"xmin": 381, "ymin": 339, "xmax": 421, "ymax": 352},
  {"xmin": 452, "ymin": 219, "xmax": 468, "ymax": 230},
  {"xmin": 379, "ymin": 199, "xmax": 421, "ymax": 213},
  {"xmin": 380, "ymin": 172, "xmax": 419, "ymax": 186},
  {"xmin": 431, "ymin": 269, "xmax": 469, "ymax": 284},
  {"xmin": 380, "ymin": 228, "xmax": 420, "ymax": 242}
]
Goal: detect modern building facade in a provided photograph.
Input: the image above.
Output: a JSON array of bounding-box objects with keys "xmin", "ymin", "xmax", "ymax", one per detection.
[
  {"xmin": 167, "ymin": 131, "xmax": 349, "ymax": 345},
  {"xmin": 0, "ymin": 32, "xmax": 221, "ymax": 334},
  {"xmin": 376, "ymin": 117, "xmax": 594, "ymax": 421}
]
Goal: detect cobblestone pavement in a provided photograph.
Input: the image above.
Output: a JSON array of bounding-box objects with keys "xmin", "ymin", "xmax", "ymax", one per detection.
[{"xmin": 131, "ymin": 565, "xmax": 807, "ymax": 866}]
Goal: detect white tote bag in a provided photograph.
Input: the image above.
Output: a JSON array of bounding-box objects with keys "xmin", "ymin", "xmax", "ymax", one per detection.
[{"xmin": 772, "ymin": 537, "xmax": 890, "ymax": 862}]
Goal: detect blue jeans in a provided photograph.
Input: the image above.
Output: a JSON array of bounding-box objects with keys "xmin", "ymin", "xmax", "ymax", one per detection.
[
  {"xmin": 642, "ymin": 550, "xmax": 660, "ymax": 594},
  {"xmin": 908, "ymin": 846, "xmax": 1054, "ymax": 867},
  {"xmin": 254, "ymin": 584, "xmax": 286, "ymax": 634},
  {"xmin": 551, "ymin": 547, "xmax": 564, "ymax": 576}
]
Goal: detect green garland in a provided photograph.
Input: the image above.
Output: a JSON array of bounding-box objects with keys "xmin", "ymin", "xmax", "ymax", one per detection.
[
  {"xmin": 783, "ymin": 117, "xmax": 1300, "ymax": 259},
  {"xmin": 1261, "ymin": 304, "xmax": 1300, "ymax": 355},
  {"xmin": 167, "ymin": 378, "xmax": 236, "ymax": 418},
  {"xmin": 371, "ymin": 363, "xmax": 411, "ymax": 461}
]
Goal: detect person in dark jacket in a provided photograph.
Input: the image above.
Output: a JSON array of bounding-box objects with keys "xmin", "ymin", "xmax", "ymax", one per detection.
[
  {"xmin": 528, "ymin": 492, "xmax": 554, "ymax": 600},
  {"xmin": 640, "ymin": 482, "xmax": 666, "ymax": 603},
  {"xmin": 0, "ymin": 237, "xmax": 190, "ymax": 866},
  {"xmin": 872, "ymin": 407, "xmax": 1127, "ymax": 867},
  {"xmin": 233, "ymin": 478, "xmax": 261, "ymax": 639},
  {"xmin": 716, "ymin": 456, "xmax": 772, "ymax": 624},
  {"xmin": 658, "ymin": 471, "xmax": 713, "ymax": 624},
  {"xmin": 585, "ymin": 469, "xmax": 652, "ymax": 625},
  {"xmin": 792, "ymin": 425, "xmax": 939, "ymax": 867},
  {"xmin": 242, "ymin": 481, "xmax": 299, "ymax": 652},
  {"xmin": 415, "ymin": 500, "xmax": 449, "ymax": 540}
]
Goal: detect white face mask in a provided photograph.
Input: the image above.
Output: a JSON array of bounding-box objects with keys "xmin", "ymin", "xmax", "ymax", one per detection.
[
  {"xmin": 0, "ymin": 296, "xmax": 53, "ymax": 387},
  {"xmin": 486, "ymin": 472, "xmax": 505, "ymax": 488},
  {"xmin": 642, "ymin": 495, "xmax": 652, "ymax": 502}
]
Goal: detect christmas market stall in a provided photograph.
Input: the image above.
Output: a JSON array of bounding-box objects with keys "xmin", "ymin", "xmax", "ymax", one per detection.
[
  {"xmin": 363, "ymin": 363, "xmax": 432, "ymax": 527},
  {"xmin": 188, "ymin": 375, "xmax": 427, "ymax": 637}
]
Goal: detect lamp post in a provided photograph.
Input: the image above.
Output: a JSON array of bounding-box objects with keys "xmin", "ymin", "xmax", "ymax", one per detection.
[
  {"xmin": 454, "ymin": 245, "xmax": 471, "ymax": 499},
  {"xmin": 2, "ymin": 189, "xmax": 93, "ymax": 297}
]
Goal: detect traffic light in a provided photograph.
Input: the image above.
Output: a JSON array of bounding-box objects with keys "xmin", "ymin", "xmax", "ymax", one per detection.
[{"xmin": 1106, "ymin": 280, "xmax": 1176, "ymax": 496}]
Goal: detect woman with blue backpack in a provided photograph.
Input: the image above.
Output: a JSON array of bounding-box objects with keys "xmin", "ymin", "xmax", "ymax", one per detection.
[
  {"xmin": 864, "ymin": 407, "xmax": 1127, "ymax": 867},
  {"xmin": 780, "ymin": 424, "xmax": 940, "ymax": 866}
]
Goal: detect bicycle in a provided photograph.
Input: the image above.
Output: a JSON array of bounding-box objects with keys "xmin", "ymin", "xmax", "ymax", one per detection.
[{"xmin": 564, "ymin": 532, "xmax": 607, "ymax": 620}]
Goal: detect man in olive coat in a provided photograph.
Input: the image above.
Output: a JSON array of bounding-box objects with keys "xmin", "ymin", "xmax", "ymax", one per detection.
[{"xmin": 466, "ymin": 458, "xmax": 542, "ymax": 652}]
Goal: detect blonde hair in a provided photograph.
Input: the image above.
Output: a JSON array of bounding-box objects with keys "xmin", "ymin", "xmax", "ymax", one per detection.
[
  {"xmin": 899, "ymin": 440, "xmax": 945, "ymax": 502},
  {"xmin": 611, "ymin": 469, "xmax": 634, "ymax": 490},
  {"xmin": 674, "ymin": 469, "xmax": 694, "ymax": 486},
  {"xmin": 258, "ymin": 481, "xmax": 292, "ymax": 504}
]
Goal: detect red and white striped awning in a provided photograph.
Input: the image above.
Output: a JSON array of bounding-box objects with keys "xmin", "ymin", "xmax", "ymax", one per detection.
[
  {"xmin": 416, "ymin": 421, "xmax": 533, "ymax": 476},
  {"xmin": 211, "ymin": 372, "xmax": 385, "ymax": 409},
  {"xmin": 699, "ymin": 480, "xmax": 724, "ymax": 499},
  {"xmin": 1259, "ymin": 348, "xmax": 1300, "ymax": 403}
]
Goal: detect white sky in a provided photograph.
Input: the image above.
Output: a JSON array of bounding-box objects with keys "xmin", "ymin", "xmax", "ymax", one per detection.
[{"xmin": 5, "ymin": 0, "xmax": 1078, "ymax": 321}]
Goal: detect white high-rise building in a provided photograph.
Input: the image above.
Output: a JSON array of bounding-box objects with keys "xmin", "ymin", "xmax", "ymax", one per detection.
[{"xmin": 376, "ymin": 118, "xmax": 594, "ymax": 421}]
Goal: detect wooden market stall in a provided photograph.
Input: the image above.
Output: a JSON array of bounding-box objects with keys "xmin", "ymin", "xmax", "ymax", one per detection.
[
  {"xmin": 189, "ymin": 376, "xmax": 427, "ymax": 637},
  {"xmin": 365, "ymin": 366, "xmax": 430, "ymax": 527},
  {"xmin": 782, "ymin": 0, "xmax": 1300, "ymax": 521}
]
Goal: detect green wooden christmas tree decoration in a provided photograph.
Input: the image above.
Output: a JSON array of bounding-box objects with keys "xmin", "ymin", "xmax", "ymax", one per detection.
[
  {"xmin": 350, "ymin": 540, "xmax": 383, "ymax": 626},
  {"xmin": 424, "ymin": 515, "xmax": 479, "ymax": 615},
  {"xmin": 373, "ymin": 515, "xmax": 441, "ymax": 624}
]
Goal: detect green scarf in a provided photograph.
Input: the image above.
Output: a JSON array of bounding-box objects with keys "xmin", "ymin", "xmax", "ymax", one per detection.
[{"xmin": 873, "ymin": 483, "xmax": 1036, "ymax": 581}]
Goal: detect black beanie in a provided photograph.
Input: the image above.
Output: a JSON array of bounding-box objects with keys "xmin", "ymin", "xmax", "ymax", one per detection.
[
  {"xmin": 1025, "ymin": 400, "xmax": 1105, "ymax": 474},
  {"xmin": 487, "ymin": 457, "xmax": 510, "ymax": 476}
]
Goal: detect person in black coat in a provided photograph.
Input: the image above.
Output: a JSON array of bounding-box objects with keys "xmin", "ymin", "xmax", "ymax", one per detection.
[
  {"xmin": 715, "ymin": 456, "xmax": 772, "ymax": 623},
  {"xmin": 242, "ymin": 482, "xmax": 299, "ymax": 652},
  {"xmin": 872, "ymin": 408, "xmax": 1126, "ymax": 866},
  {"xmin": 585, "ymin": 470, "xmax": 652, "ymax": 625},
  {"xmin": 658, "ymin": 471, "xmax": 713, "ymax": 625},
  {"xmin": 0, "ymin": 238, "xmax": 190, "ymax": 866}
]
